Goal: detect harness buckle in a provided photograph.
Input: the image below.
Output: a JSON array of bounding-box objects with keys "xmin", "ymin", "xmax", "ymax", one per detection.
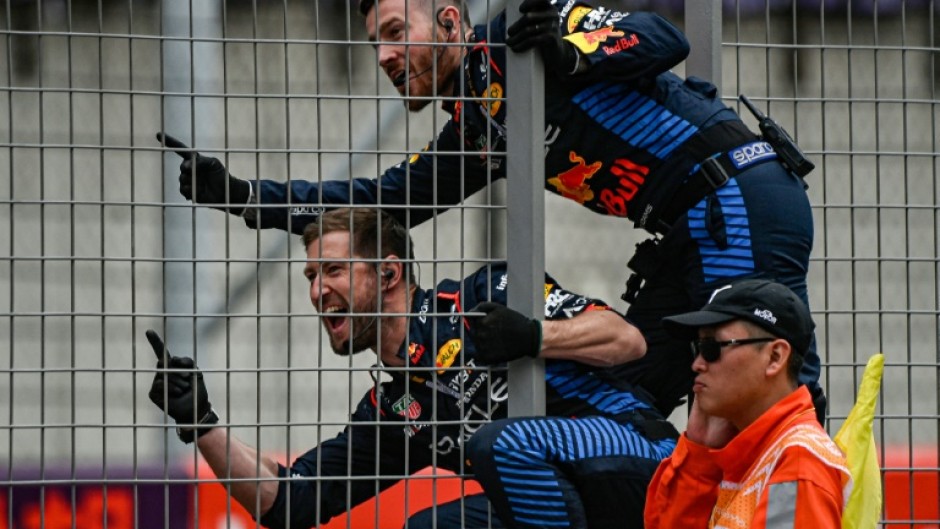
[{"xmin": 699, "ymin": 156, "xmax": 730, "ymax": 189}]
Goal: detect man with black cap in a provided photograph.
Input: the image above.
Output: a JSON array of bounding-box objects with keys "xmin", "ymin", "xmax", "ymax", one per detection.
[{"xmin": 644, "ymin": 278, "xmax": 850, "ymax": 529}]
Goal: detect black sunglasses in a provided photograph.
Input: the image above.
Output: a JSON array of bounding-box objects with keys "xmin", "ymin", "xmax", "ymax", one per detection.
[{"xmin": 691, "ymin": 337, "xmax": 775, "ymax": 363}]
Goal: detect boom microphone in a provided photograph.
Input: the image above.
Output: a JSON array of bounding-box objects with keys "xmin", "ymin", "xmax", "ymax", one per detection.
[
  {"xmin": 393, "ymin": 37, "xmax": 448, "ymax": 88},
  {"xmin": 393, "ymin": 64, "xmax": 435, "ymax": 87}
]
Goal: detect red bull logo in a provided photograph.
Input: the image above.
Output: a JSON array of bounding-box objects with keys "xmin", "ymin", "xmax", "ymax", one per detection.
[
  {"xmin": 564, "ymin": 27, "xmax": 625, "ymax": 54},
  {"xmin": 548, "ymin": 151, "xmax": 603, "ymax": 204},
  {"xmin": 599, "ymin": 158, "xmax": 649, "ymax": 217},
  {"xmin": 602, "ymin": 34, "xmax": 640, "ymax": 56}
]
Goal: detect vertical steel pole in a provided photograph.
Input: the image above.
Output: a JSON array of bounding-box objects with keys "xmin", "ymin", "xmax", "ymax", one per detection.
[
  {"xmin": 684, "ymin": 0, "xmax": 721, "ymax": 421},
  {"xmin": 160, "ymin": 1, "xmax": 223, "ymax": 462},
  {"xmin": 685, "ymin": 0, "xmax": 722, "ymax": 91},
  {"xmin": 161, "ymin": 0, "xmax": 223, "ymax": 345},
  {"xmin": 505, "ymin": 0, "xmax": 545, "ymax": 417}
]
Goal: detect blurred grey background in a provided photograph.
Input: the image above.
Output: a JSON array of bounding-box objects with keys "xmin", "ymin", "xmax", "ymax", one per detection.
[{"xmin": 0, "ymin": 0, "xmax": 937, "ymax": 519}]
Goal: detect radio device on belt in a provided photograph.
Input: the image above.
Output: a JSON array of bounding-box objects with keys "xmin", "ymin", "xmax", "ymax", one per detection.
[
  {"xmin": 622, "ymin": 238, "xmax": 661, "ymax": 304},
  {"xmin": 738, "ymin": 94, "xmax": 815, "ymax": 178},
  {"xmin": 622, "ymin": 98, "xmax": 815, "ymax": 304}
]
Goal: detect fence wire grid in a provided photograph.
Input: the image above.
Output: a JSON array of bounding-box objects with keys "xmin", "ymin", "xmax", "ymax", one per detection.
[{"xmin": 1, "ymin": 0, "xmax": 939, "ymax": 528}]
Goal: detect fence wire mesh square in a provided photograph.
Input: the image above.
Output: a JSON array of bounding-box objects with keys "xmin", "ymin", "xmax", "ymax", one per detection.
[{"xmin": 1, "ymin": 0, "xmax": 938, "ymax": 527}]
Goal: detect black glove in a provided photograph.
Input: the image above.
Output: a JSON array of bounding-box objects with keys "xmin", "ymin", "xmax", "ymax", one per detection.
[
  {"xmin": 156, "ymin": 132, "xmax": 251, "ymax": 215},
  {"xmin": 146, "ymin": 330, "xmax": 218, "ymax": 443},
  {"xmin": 506, "ymin": 0, "xmax": 581, "ymax": 76},
  {"xmin": 467, "ymin": 302, "xmax": 542, "ymax": 364}
]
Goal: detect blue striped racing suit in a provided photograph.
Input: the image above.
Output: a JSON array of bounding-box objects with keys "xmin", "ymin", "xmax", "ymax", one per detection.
[{"xmin": 240, "ymin": 2, "xmax": 820, "ymax": 419}]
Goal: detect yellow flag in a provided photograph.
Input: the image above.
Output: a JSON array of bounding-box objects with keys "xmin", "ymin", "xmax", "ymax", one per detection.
[{"xmin": 834, "ymin": 353, "xmax": 884, "ymax": 529}]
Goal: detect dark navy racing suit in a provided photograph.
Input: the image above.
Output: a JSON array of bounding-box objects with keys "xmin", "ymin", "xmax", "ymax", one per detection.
[
  {"xmin": 259, "ymin": 263, "xmax": 676, "ymax": 529},
  {"xmin": 243, "ymin": 2, "xmax": 819, "ymax": 417}
]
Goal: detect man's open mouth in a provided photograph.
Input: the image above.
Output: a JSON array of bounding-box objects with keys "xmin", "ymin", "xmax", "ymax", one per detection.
[{"xmin": 323, "ymin": 306, "xmax": 348, "ymax": 332}]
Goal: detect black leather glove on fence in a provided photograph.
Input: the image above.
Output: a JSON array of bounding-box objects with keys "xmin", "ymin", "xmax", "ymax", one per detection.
[
  {"xmin": 156, "ymin": 132, "xmax": 251, "ymax": 215},
  {"xmin": 468, "ymin": 302, "xmax": 542, "ymax": 364},
  {"xmin": 146, "ymin": 330, "xmax": 219, "ymax": 443},
  {"xmin": 506, "ymin": 0, "xmax": 582, "ymax": 76}
]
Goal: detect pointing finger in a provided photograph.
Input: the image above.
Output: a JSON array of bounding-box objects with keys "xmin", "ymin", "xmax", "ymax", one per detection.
[
  {"xmin": 156, "ymin": 132, "xmax": 198, "ymax": 159},
  {"xmin": 145, "ymin": 329, "xmax": 168, "ymax": 363}
]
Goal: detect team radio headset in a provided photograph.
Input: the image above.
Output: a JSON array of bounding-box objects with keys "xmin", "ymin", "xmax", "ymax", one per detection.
[
  {"xmin": 336, "ymin": 266, "xmax": 396, "ymax": 355},
  {"xmin": 392, "ymin": 11, "xmax": 456, "ymax": 87}
]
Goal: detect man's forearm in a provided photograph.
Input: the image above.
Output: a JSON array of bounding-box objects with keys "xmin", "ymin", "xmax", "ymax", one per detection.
[
  {"xmin": 540, "ymin": 310, "xmax": 645, "ymax": 366},
  {"xmin": 197, "ymin": 428, "xmax": 280, "ymax": 518}
]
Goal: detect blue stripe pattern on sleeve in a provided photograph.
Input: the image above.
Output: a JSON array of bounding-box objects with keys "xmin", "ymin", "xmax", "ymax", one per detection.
[
  {"xmin": 688, "ymin": 178, "xmax": 756, "ymax": 282},
  {"xmin": 572, "ymin": 82, "xmax": 699, "ymax": 160},
  {"xmin": 546, "ymin": 361, "xmax": 650, "ymax": 415}
]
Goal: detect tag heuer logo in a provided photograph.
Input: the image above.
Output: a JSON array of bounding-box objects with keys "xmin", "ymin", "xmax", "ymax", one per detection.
[{"xmin": 392, "ymin": 393, "xmax": 422, "ymax": 420}]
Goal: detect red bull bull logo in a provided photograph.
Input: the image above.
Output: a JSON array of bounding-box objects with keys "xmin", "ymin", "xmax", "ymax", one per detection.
[
  {"xmin": 548, "ymin": 151, "xmax": 603, "ymax": 204},
  {"xmin": 408, "ymin": 342, "xmax": 426, "ymax": 364},
  {"xmin": 564, "ymin": 27, "xmax": 625, "ymax": 54}
]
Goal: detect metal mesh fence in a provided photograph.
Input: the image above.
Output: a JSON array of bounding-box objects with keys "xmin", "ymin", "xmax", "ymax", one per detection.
[{"xmin": 1, "ymin": 0, "xmax": 938, "ymax": 527}]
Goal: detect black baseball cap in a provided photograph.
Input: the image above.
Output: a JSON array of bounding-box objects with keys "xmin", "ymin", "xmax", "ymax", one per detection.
[{"xmin": 662, "ymin": 279, "xmax": 815, "ymax": 356}]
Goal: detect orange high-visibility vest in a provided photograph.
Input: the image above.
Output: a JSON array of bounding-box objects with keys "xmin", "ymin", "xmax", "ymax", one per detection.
[{"xmin": 645, "ymin": 386, "xmax": 852, "ymax": 529}]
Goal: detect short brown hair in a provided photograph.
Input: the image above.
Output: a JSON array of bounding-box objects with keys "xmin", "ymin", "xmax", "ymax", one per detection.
[
  {"xmin": 359, "ymin": 0, "xmax": 471, "ymax": 27},
  {"xmin": 302, "ymin": 208, "xmax": 416, "ymax": 284}
]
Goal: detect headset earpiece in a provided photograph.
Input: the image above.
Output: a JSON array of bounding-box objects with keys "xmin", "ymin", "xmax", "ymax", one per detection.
[
  {"xmin": 382, "ymin": 268, "xmax": 395, "ymax": 283},
  {"xmin": 436, "ymin": 7, "xmax": 455, "ymax": 35}
]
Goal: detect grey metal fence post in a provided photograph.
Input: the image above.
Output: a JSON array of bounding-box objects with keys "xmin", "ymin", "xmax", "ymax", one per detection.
[
  {"xmin": 160, "ymin": 0, "xmax": 223, "ymax": 386},
  {"xmin": 505, "ymin": 0, "xmax": 546, "ymax": 417},
  {"xmin": 685, "ymin": 0, "xmax": 721, "ymax": 89}
]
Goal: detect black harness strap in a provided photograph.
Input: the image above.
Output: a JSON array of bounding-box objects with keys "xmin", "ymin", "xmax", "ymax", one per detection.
[
  {"xmin": 655, "ymin": 121, "xmax": 779, "ymax": 235},
  {"xmin": 629, "ymin": 408, "xmax": 680, "ymax": 441}
]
